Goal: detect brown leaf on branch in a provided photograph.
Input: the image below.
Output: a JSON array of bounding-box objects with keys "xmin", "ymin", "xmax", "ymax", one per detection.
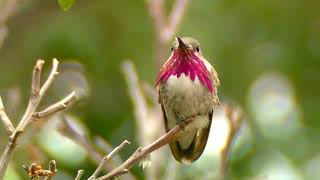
[{"xmin": 22, "ymin": 160, "xmax": 57, "ymax": 180}]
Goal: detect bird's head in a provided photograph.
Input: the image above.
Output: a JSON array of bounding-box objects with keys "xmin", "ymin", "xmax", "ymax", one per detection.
[
  {"xmin": 156, "ymin": 37, "xmax": 214, "ymax": 93},
  {"xmin": 171, "ymin": 37, "xmax": 201, "ymax": 54}
]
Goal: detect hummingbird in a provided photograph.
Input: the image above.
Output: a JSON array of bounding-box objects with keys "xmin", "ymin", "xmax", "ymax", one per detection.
[{"xmin": 156, "ymin": 37, "xmax": 220, "ymax": 164}]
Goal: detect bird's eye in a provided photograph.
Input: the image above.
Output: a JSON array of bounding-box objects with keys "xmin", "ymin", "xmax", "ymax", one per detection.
[
  {"xmin": 171, "ymin": 47, "xmax": 174, "ymax": 51},
  {"xmin": 195, "ymin": 47, "xmax": 200, "ymax": 52}
]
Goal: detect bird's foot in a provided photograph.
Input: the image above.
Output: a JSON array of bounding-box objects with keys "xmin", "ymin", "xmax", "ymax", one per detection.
[
  {"xmin": 174, "ymin": 113, "xmax": 187, "ymax": 130},
  {"xmin": 175, "ymin": 114, "xmax": 185, "ymax": 124},
  {"xmin": 174, "ymin": 113, "xmax": 196, "ymax": 131}
]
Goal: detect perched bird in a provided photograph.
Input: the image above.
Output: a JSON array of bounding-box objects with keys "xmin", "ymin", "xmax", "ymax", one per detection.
[{"xmin": 156, "ymin": 37, "xmax": 220, "ymax": 164}]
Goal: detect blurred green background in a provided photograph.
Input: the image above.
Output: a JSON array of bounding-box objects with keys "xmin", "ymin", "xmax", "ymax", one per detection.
[{"xmin": 1, "ymin": 0, "xmax": 320, "ymax": 179}]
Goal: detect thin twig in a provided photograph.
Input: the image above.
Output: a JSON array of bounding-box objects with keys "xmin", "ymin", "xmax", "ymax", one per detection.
[
  {"xmin": 141, "ymin": 83, "xmax": 158, "ymax": 104},
  {"xmin": 60, "ymin": 117, "xmax": 113, "ymax": 170},
  {"xmin": 0, "ymin": 59, "xmax": 76, "ymax": 179},
  {"xmin": 31, "ymin": 60, "xmax": 44, "ymax": 97},
  {"xmin": 39, "ymin": 58, "xmax": 59, "ymax": 97},
  {"xmin": 0, "ymin": 0, "xmax": 19, "ymax": 25},
  {"xmin": 96, "ymin": 118, "xmax": 194, "ymax": 180},
  {"xmin": 122, "ymin": 60, "xmax": 165, "ymax": 179},
  {"xmin": 109, "ymin": 169, "xmax": 128, "ymax": 178},
  {"xmin": 94, "ymin": 137, "xmax": 116, "ymax": 155},
  {"xmin": 163, "ymin": 158, "xmax": 178, "ymax": 180},
  {"xmin": 13, "ymin": 59, "xmax": 45, "ymax": 135},
  {"xmin": 148, "ymin": 0, "xmax": 166, "ymax": 67},
  {"xmin": 60, "ymin": 117, "xmax": 136, "ymax": 180},
  {"xmin": 94, "ymin": 136, "xmax": 124, "ymax": 166},
  {"xmin": 162, "ymin": 0, "xmax": 190, "ymax": 42},
  {"xmin": 44, "ymin": 160, "xmax": 57, "ymax": 180},
  {"xmin": 49, "ymin": 160, "xmax": 57, "ymax": 172},
  {"xmin": 75, "ymin": 170, "xmax": 84, "ymax": 180},
  {"xmin": 147, "ymin": 0, "xmax": 165, "ymax": 38},
  {"xmin": 0, "ymin": 96, "xmax": 14, "ymax": 134},
  {"xmin": 0, "ymin": 0, "xmax": 19, "ymax": 47},
  {"xmin": 0, "ymin": 60, "xmax": 45, "ymax": 179},
  {"xmin": 89, "ymin": 140, "xmax": 131, "ymax": 180},
  {"xmin": 34, "ymin": 91, "xmax": 76, "ymax": 119},
  {"xmin": 122, "ymin": 61, "xmax": 148, "ymax": 144},
  {"xmin": 147, "ymin": 0, "xmax": 190, "ymax": 66},
  {"xmin": 218, "ymin": 105, "xmax": 243, "ymax": 180}
]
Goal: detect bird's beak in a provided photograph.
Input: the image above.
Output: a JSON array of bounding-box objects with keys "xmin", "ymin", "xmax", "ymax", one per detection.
[{"xmin": 176, "ymin": 37, "xmax": 188, "ymax": 49}]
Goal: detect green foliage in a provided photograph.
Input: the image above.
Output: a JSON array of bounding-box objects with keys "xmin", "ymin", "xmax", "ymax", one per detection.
[{"xmin": 57, "ymin": 0, "xmax": 75, "ymax": 11}]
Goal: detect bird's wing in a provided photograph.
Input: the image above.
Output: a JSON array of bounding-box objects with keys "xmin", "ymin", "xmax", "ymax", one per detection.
[{"xmin": 161, "ymin": 104, "xmax": 213, "ymax": 164}]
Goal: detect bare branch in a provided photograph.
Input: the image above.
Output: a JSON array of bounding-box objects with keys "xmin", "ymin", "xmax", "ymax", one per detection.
[
  {"xmin": 31, "ymin": 60, "xmax": 44, "ymax": 97},
  {"xmin": 0, "ymin": 96, "xmax": 14, "ymax": 134},
  {"xmin": 109, "ymin": 169, "xmax": 129, "ymax": 178},
  {"xmin": 0, "ymin": 26, "xmax": 7, "ymax": 47},
  {"xmin": 0, "ymin": 0, "xmax": 19, "ymax": 25},
  {"xmin": 147, "ymin": 0, "xmax": 165, "ymax": 38},
  {"xmin": 122, "ymin": 61, "xmax": 148, "ymax": 144},
  {"xmin": 96, "ymin": 118, "xmax": 194, "ymax": 180},
  {"xmin": 39, "ymin": 58, "xmax": 59, "ymax": 97},
  {"xmin": 142, "ymin": 83, "xmax": 158, "ymax": 104},
  {"xmin": 162, "ymin": 0, "xmax": 190, "ymax": 42},
  {"xmin": 0, "ymin": 0, "xmax": 19, "ymax": 47},
  {"xmin": 60, "ymin": 117, "xmax": 113, "ymax": 169},
  {"xmin": 49, "ymin": 160, "xmax": 57, "ymax": 172},
  {"xmin": 75, "ymin": 170, "xmax": 84, "ymax": 180},
  {"xmin": 148, "ymin": 0, "xmax": 189, "ymax": 42},
  {"xmin": 34, "ymin": 91, "xmax": 76, "ymax": 119},
  {"xmin": 218, "ymin": 104, "xmax": 243, "ymax": 180},
  {"xmin": 163, "ymin": 159, "xmax": 178, "ymax": 180},
  {"xmin": 0, "ymin": 59, "xmax": 76, "ymax": 179},
  {"xmin": 14, "ymin": 59, "xmax": 46, "ymax": 134},
  {"xmin": 0, "ymin": 60, "xmax": 47, "ymax": 178},
  {"xmin": 89, "ymin": 140, "xmax": 131, "ymax": 180},
  {"xmin": 60, "ymin": 118, "xmax": 136, "ymax": 180},
  {"xmin": 94, "ymin": 137, "xmax": 124, "ymax": 166},
  {"xmin": 122, "ymin": 60, "xmax": 166, "ymax": 179},
  {"xmin": 44, "ymin": 160, "xmax": 57, "ymax": 180},
  {"xmin": 147, "ymin": 0, "xmax": 190, "ymax": 66},
  {"xmin": 94, "ymin": 137, "xmax": 115, "ymax": 155}
]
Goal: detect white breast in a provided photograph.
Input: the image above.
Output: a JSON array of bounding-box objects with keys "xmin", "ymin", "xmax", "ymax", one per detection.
[
  {"xmin": 161, "ymin": 74, "xmax": 213, "ymax": 132},
  {"xmin": 165, "ymin": 73, "xmax": 203, "ymax": 95}
]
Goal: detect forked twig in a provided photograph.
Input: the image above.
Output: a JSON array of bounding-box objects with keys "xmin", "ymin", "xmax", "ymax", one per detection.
[
  {"xmin": 0, "ymin": 96, "xmax": 14, "ymax": 134},
  {"xmin": 96, "ymin": 118, "xmax": 194, "ymax": 180},
  {"xmin": 148, "ymin": 0, "xmax": 190, "ymax": 66},
  {"xmin": 75, "ymin": 170, "xmax": 84, "ymax": 180},
  {"xmin": 88, "ymin": 140, "xmax": 131, "ymax": 180},
  {"xmin": 0, "ymin": 59, "xmax": 77, "ymax": 179}
]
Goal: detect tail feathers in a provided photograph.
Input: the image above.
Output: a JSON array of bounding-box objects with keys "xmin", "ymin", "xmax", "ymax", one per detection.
[
  {"xmin": 161, "ymin": 104, "xmax": 213, "ymax": 164},
  {"xmin": 169, "ymin": 126, "xmax": 210, "ymax": 164}
]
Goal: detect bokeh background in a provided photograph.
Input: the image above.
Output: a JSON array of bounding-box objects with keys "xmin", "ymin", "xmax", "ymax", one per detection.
[{"xmin": 1, "ymin": 0, "xmax": 320, "ymax": 179}]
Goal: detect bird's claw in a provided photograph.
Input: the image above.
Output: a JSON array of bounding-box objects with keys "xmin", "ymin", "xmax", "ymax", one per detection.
[
  {"xmin": 176, "ymin": 114, "xmax": 185, "ymax": 124},
  {"xmin": 175, "ymin": 113, "xmax": 196, "ymax": 131}
]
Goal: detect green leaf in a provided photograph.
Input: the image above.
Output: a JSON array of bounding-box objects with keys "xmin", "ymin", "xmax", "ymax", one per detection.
[{"xmin": 57, "ymin": 0, "xmax": 76, "ymax": 11}]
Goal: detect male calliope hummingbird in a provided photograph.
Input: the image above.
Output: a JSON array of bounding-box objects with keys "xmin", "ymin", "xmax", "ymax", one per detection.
[{"xmin": 155, "ymin": 37, "xmax": 220, "ymax": 164}]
